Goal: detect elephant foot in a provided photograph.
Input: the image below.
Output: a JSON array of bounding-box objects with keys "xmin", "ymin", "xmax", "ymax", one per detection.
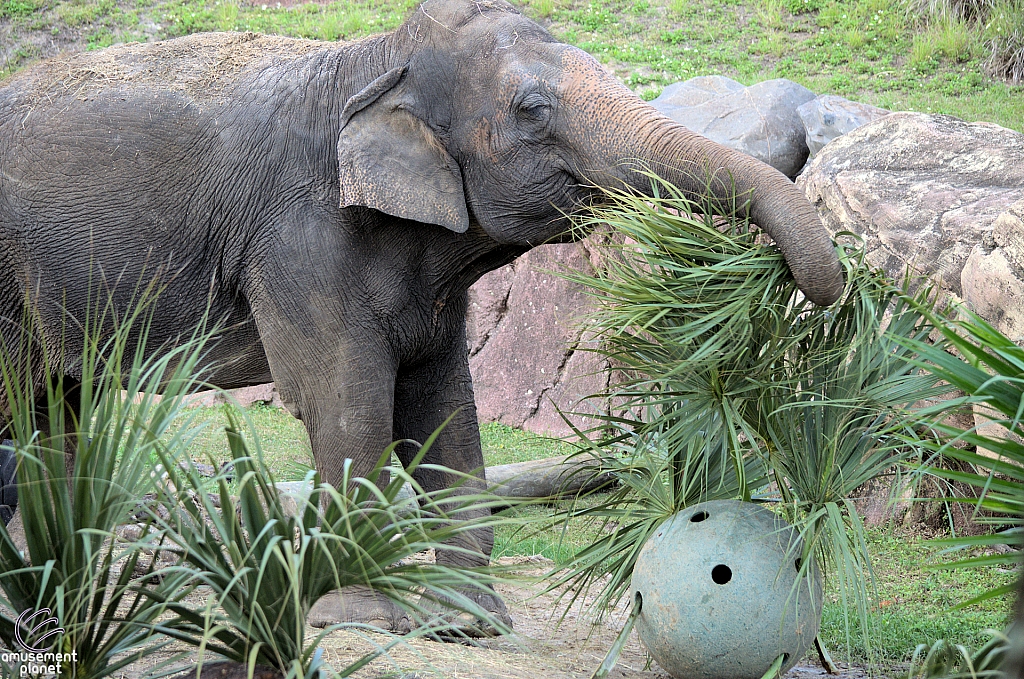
[
  {"xmin": 418, "ymin": 586, "xmax": 513, "ymax": 640},
  {"xmin": 0, "ymin": 442, "xmax": 17, "ymax": 526},
  {"xmin": 307, "ymin": 586, "xmax": 411, "ymax": 633},
  {"xmin": 171, "ymin": 662, "xmax": 283, "ymax": 679}
]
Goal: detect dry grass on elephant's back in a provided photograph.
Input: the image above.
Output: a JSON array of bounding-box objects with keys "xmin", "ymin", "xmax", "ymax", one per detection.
[{"xmin": 10, "ymin": 31, "xmax": 336, "ymax": 105}]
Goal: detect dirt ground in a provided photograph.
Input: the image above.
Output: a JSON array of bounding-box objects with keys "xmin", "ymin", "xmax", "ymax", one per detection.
[
  {"xmin": 123, "ymin": 557, "xmax": 875, "ymax": 679},
  {"xmin": 313, "ymin": 581, "xmax": 862, "ymax": 679}
]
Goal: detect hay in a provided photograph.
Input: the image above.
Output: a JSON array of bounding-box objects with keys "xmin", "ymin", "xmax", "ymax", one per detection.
[
  {"xmin": 14, "ymin": 32, "xmax": 335, "ymax": 106},
  {"xmin": 116, "ymin": 557, "xmax": 670, "ymax": 679}
]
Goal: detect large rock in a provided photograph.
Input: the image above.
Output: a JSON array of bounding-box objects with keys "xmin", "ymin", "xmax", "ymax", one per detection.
[
  {"xmin": 186, "ymin": 382, "xmax": 284, "ymax": 409},
  {"xmin": 961, "ymin": 200, "xmax": 1024, "ymax": 341},
  {"xmin": 467, "ymin": 242, "xmax": 610, "ymax": 437},
  {"xmin": 799, "ymin": 112, "xmax": 1024, "ymax": 303},
  {"xmin": 651, "ymin": 75, "xmax": 816, "ymax": 178},
  {"xmin": 796, "ymin": 94, "xmax": 890, "ymax": 158}
]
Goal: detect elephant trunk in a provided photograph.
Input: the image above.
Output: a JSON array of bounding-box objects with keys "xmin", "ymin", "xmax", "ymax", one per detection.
[
  {"xmin": 620, "ymin": 116, "xmax": 843, "ymax": 306},
  {"xmin": 562, "ymin": 55, "xmax": 844, "ymax": 306}
]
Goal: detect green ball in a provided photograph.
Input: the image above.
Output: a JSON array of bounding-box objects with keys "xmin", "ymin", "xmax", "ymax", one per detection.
[{"xmin": 631, "ymin": 500, "xmax": 822, "ymax": 679}]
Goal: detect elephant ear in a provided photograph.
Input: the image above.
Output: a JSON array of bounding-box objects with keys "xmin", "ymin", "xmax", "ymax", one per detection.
[{"xmin": 337, "ymin": 66, "xmax": 469, "ymax": 233}]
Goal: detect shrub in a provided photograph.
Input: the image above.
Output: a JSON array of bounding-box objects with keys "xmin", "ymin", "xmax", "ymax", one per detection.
[
  {"xmin": 0, "ymin": 294, "xmax": 212, "ymax": 678},
  {"xmin": 545, "ymin": 176, "xmax": 945, "ymax": 663}
]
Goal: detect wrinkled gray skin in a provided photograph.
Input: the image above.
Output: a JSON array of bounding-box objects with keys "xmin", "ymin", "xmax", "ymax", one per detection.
[{"xmin": 0, "ymin": 0, "xmax": 843, "ymax": 626}]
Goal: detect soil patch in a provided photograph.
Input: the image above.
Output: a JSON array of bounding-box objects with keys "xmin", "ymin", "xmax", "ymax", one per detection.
[
  {"xmin": 122, "ymin": 557, "xmax": 880, "ymax": 679},
  {"xmin": 9, "ymin": 31, "xmax": 332, "ymax": 105}
]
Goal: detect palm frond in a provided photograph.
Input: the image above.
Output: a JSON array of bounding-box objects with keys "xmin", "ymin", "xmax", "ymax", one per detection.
[
  {"xmin": 549, "ymin": 175, "xmax": 945, "ymax": 657},
  {"xmin": 0, "ymin": 287, "xmax": 215, "ymax": 678},
  {"xmin": 895, "ymin": 302, "xmax": 1024, "ymax": 624},
  {"xmin": 145, "ymin": 411, "xmax": 516, "ymax": 678}
]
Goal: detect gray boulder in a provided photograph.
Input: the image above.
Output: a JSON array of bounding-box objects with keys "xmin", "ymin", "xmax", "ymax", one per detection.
[
  {"xmin": 961, "ymin": 199, "xmax": 1024, "ymax": 341},
  {"xmin": 797, "ymin": 94, "xmax": 890, "ymax": 158},
  {"xmin": 651, "ymin": 75, "xmax": 816, "ymax": 178}
]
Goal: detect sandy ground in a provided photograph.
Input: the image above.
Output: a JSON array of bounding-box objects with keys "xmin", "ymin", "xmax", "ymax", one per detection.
[{"xmin": 120, "ymin": 557, "xmax": 874, "ymax": 679}]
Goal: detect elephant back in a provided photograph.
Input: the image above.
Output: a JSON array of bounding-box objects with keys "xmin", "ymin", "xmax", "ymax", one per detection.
[{"xmin": 1, "ymin": 32, "xmax": 333, "ymax": 109}]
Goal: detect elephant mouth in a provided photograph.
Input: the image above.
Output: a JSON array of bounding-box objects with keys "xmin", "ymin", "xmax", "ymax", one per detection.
[{"xmin": 468, "ymin": 170, "xmax": 596, "ymax": 247}]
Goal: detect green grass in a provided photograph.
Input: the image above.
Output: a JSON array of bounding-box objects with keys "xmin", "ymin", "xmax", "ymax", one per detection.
[
  {"xmin": 2, "ymin": 0, "xmax": 1022, "ymax": 129},
  {"xmin": 493, "ymin": 501, "xmax": 605, "ymax": 563},
  {"xmin": 0, "ymin": 0, "xmax": 44, "ymax": 18},
  {"xmin": 174, "ymin": 404, "xmax": 568, "ymax": 482},
  {"xmin": 174, "ymin": 403, "xmax": 316, "ymax": 482},
  {"xmin": 820, "ymin": 529, "xmax": 1015, "ymax": 664},
  {"xmin": 479, "ymin": 421, "xmax": 576, "ymax": 465}
]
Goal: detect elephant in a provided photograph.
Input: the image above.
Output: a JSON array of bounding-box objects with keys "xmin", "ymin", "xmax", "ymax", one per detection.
[{"xmin": 0, "ymin": 0, "xmax": 844, "ymax": 628}]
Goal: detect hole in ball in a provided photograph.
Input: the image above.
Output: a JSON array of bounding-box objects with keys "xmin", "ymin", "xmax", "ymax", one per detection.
[
  {"xmin": 711, "ymin": 564, "xmax": 732, "ymax": 585},
  {"xmin": 690, "ymin": 511, "xmax": 709, "ymax": 523},
  {"xmin": 795, "ymin": 558, "xmax": 803, "ymax": 572}
]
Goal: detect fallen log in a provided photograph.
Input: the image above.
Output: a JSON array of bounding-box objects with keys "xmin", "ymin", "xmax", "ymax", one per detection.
[
  {"xmin": 267, "ymin": 455, "xmax": 613, "ymax": 519},
  {"xmin": 485, "ymin": 454, "xmax": 611, "ymax": 500}
]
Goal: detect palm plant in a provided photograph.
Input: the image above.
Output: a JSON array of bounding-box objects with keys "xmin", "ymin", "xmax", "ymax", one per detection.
[
  {"xmin": 548, "ymin": 176, "xmax": 946, "ymax": 659},
  {"xmin": 0, "ymin": 293, "xmax": 213, "ymax": 678},
  {"xmin": 902, "ymin": 307, "xmax": 1024, "ymax": 598},
  {"xmin": 893, "ymin": 304, "xmax": 1024, "ymax": 677},
  {"xmin": 905, "ymin": 631, "xmax": 1009, "ymax": 679},
  {"xmin": 145, "ymin": 414, "xmax": 514, "ymax": 679},
  {"xmin": 0, "ymin": 291, "xmax": 517, "ymax": 679}
]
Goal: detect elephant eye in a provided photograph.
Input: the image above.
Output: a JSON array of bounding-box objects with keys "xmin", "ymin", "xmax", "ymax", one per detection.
[{"xmin": 517, "ymin": 93, "xmax": 552, "ymax": 121}]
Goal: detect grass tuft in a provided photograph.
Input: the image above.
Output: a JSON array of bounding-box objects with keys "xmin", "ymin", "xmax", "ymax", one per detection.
[
  {"xmin": 908, "ymin": 0, "xmax": 996, "ymax": 22},
  {"xmin": 984, "ymin": 0, "xmax": 1024, "ymax": 82}
]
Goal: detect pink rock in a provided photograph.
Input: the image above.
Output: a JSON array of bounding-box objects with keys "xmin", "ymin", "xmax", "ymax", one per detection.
[
  {"xmin": 468, "ymin": 242, "xmax": 610, "ymax": 437},
  {"xmin": 185, "ymin": 382, "xmax": 284, "ymax": 409}
]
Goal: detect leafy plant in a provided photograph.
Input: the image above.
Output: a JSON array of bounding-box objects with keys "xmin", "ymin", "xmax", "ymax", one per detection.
[
  {"xmin": 891, "ymin": 303, "xmax": 1024, "ymax": 675},
  {"xmin": 901, "ymin": 307, "xmax": 1024, "ymax": 601},
  {"xmin": 146, "ymin": 415, "xmax": 515, "ymax": 678},
  {"xmin": 0, "ymin": 292, "xmax": 213, "ymax": 678},
  {"xmin": 905, "ymin": 630, "xmax": 1008, "ymax": 679},
  {"xmin": 984, "ymin": 0, "xmax": 1024, "ymax": 82},
  {"xmin": 547, "ymin": 177, "xmax": 945, "ymax": 659}
]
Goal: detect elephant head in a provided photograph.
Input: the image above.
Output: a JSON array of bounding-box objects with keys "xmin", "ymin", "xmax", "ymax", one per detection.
[{"xmin": 337, "ymin": 0, "xmax": 844, "ymax": 306}]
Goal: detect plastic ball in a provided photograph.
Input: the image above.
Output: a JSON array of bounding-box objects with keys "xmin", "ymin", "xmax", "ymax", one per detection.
[{"xmin": 631, "ymin": 500, "xmax": 822, "ymax": 679}]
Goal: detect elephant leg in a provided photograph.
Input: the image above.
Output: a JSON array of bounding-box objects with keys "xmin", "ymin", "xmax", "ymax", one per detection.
[
  {"xmin": 393, "ymin": 350, "xmax": 512, "ymax": 634},
  {"xmin": 258, "ymin": 328, "xmax": 398, "ymax": 489},
  {"xmin": 308, "ymin": 585, "xmax": 411, "ymax": 633},
  {"xmin": 276, "ymin": 345, "xmax": 411, "ymax": 632},
  {"xmin": 251, "ymin": 304, "xmax": 415, "ymax": 629}
]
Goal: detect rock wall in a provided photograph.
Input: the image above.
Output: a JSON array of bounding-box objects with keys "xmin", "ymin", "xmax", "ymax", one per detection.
[{"xmin": 467, "ymin": 242, "xmax": 611, "ymax": 437}]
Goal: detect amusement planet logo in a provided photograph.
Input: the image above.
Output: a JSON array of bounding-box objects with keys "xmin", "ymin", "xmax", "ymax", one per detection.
[{"xmin": 1, "ymin": 608, "xmax": 77, "ymax": 677}]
